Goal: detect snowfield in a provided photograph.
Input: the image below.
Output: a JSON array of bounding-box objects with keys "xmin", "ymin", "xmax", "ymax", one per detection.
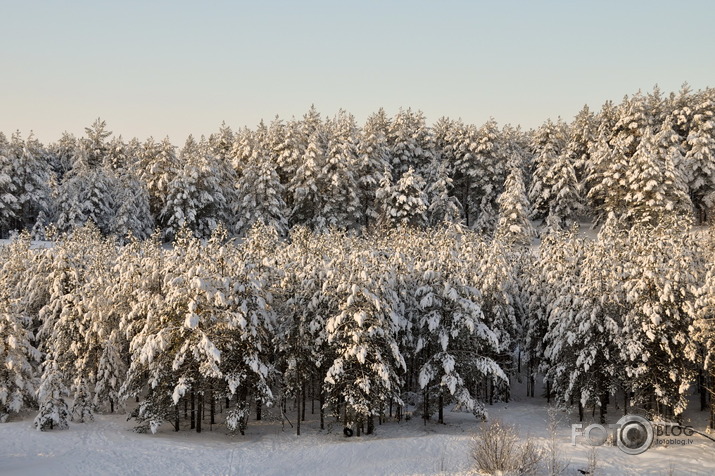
[{"xmin": 2, "ymin": 390, "xmax": 714, "ymax": 476}]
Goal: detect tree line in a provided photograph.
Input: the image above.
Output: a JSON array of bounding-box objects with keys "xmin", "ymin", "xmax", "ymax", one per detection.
[
  {"xmin": 2, "ymin": 216, "xmax": 715, "ymax": 435},
  {"xmin": 0, "ymin": 84, "xmax": 714, "ymax": 241}
]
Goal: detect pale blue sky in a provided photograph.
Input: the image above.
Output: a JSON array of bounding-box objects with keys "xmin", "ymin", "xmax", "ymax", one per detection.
[{"xmin": 2, "ymin": 0, "xmax": 713, "ymax": 143}]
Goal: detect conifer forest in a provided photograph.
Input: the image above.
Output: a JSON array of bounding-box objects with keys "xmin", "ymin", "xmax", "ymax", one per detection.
[{"xmin": 3, "ymin": 85, "xmax": 715, "ymax": 438}]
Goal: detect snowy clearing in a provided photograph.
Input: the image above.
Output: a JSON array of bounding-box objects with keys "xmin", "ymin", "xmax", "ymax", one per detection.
[{"xmin": 2, "ymin": 390, "xmax": 714, "ymax": 476}]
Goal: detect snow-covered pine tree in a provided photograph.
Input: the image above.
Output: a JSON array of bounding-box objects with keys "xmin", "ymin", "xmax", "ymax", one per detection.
[
  {"xmin": 622, "ymin": 124, "xmax": 692, "ymax": 226},
  {"xmin": 386, "ymin": 108, "xmax": 435, "ymax": 180},
  {"xmin": 410, "ymin": 228, "xmax": 505, "ymax": 420},
  {"xmin": 160, "ymin": 136, "xmax": 236, "ymax": 240},
  {"xmin": 691, "ymin": 227, "xmax": 715, "ymax": 428},
  {"xmin": 46, "ymin": 132, "xmax": 77, "ymax": 181},
  {"xmin": 0, "ymin": 138, "xmax": 18, "ymax": 237},
  {"xmin": 323, "ymin": 242, "xmax": 405, "ymax": 433},
  {"xmin": 567, "ymin": 105, "xmax": 597, "ymax": 185},
  {"xmin": 121, "ymin": 227, "xmax": 276, "ymax": 434},
  {"xmin": 289, "ymin": 126, "xmax": 326, "ymax": 229},
  {"xmin": 273, "ymin": 227, "xmax": 337, "ymax": 434},
  {"xmin": 356, "ymin": 111, "xmax": 391, "ymax": 229},
  {"xmin": 110, "ymin": 170, "xmax": 154, "ymax": 242},
  {"xmin": 208, "ymin": 121, "xmax": 236, "ymax": 164},
  {"xmin": 528, "ymin": 119, "xmax": 582, "ymax": 226},
  {"xmin": 235, "ymin": 132, "xmax": 289, "ymax": 237},
  {"xmin": 82, "ymin": 118, "xmax": 112, "ymax": 168},
  {"xmin": 376, "ymin": 167, "xmax": 428, "ymax": 228},
  {"xmin": 616, "ymin": 221, "xmax": 699, "ymax": 416},
  {"xmin": 3, "ymin": 132, "xmax": 52, "ymax": 234},
  {"xmin": 450, "ymin": 119, "xmax": 506, "ymax": 231},
  {"xmin": 494, "ymin": 164, "xmax": 534, "ymax": 247},
  {"xmin": 543, "ymin": 228, "xmax": 620, "ymax": 420},
  {"xmin": 426, "ymin": 161, "xmax": 462, "ymax": 226},
  {"xmin": 0, "ymin": 233, "xmax": 42, "ymax": 421},
  {"xmin": 134, "ymin": 137, "xmax": 179, "ymax": 227},
  {"xmin": 586, "ymin": 131, "xmax": 631, "ymax": 225},
  {"xmin": 524, "ymin": 227, "xmax": 585, "ymax": 404},
  {"xmin": 52, "ymin": 146, "xmax": 120, "ymax": 235},
  {"xmin": 682, "ymin": 94, "xmax": 715, "ymax": 223},
  {"xmin": 35, "ymin": 225, "xmax": 111, "ymax": 426},
  {"xmin": 319, "ymin": 111, "xmax": 362, "ymax": 231}
]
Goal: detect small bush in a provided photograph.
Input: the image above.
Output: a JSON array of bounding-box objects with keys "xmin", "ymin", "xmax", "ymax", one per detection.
[{"xmin": 471, "ymin": 419, "xmax": 543, "ymax": 476}]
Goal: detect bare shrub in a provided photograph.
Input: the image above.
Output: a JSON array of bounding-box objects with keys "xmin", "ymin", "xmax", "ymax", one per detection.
[
  {"xmin": 544, "ymin": 406, "xmax": 570, "ymax": 475},
  {"xmin": 586, "ymin": 446, "xmax": 598, "ymax": 475},
  {"xmin": 471, "ymin": 419, "xmax": 544, "ymax": 475}
]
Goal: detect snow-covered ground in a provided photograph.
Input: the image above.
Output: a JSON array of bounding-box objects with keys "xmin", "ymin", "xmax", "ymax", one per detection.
[{"xmin": 2, "ymin": 386, "xmax": 714, "ymax": 476}]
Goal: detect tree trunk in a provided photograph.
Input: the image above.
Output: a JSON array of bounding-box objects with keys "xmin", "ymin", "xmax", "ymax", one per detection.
[
  {"xmin": 256, "ymin": 398, "xmax": 262, "ymax": 421},
  {"xmin": 196, "ymin": 393, "xmax": 203, "ymax": 433},
  {"xmin": 190, "ymin": 390, "xmax": 196, "ymax": 430},
  {"xmin": 517, "ymin": 350, "xmax": 521, "ymax": 374},
  {"xmin": 367, "ymin": 415, "xmax": 374, "ymax": 435},
  {"xmin": 174, "ymin": 403, "xmax": 180, "ymax": 431},
  {"xmin": 599, "ymin": 392, "xmax": 607, "ymax": 425},
  {"xmin": 301, "ymin": 383, "xmax": 306, "ymax": 422},
  {"xmin": 700, "ymin": 365, "xmax": 707, "ymax": 412},
  {"xmin": 423, "ymin": 388, "xmax": 429, "ymax": 425},
  {"xmin": 319, "ymin": 388, "xmax": 325, "ymax": 430},
  {"xmin": 296, "ymin": 391, "xmax": 301, "ymax": 436},
  {"xmin": 438, "ymin": 391, "xmax": 444, "ymax": 424},
  {"xmin": 210, "ymin": 390, "xmax": 215, "ymax": 425}
]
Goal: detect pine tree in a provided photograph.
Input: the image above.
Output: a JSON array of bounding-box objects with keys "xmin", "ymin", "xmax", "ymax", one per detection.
[
  {"xmin": 323, "ymin": 243, "xmax": 405, "ymax": 431},
  {"xmin": 495, "ymin": 165, "xmax": 534, "ymax": 247},
  {"xmin": 0, "ymin": 138, "xmax": 18, "ymax": 236},
  {"xmin": 356, "ymin": 111, "xmax": 391, "ymax": 229},
  {"xmin": 528, "ymin": 120, "xmax": 581, "ymax": 226},
  {"xmin": 289, "ymin": 129, "xmax": 325, "ymax": 228},
  {"xmin": 426, "ymin": 162, "xmax": 462, "ymax": 226},
  {"xmin": 160, "ymin": 136, "xmax": 236, "ymax": 240},
  {"xmin": 617, "ymin": 222, "xmax": 699, "ymax": 416},
  {"xmin": 387, "ymin": 108, "xmax": 435, "ymax": 179},
  {"xmin": 0, "ymin": 234, "xmax": 42, "ymax": 421},
  {"xmin": 376, "ymin": 167, "xmax": 428, "ymax": 228},
  {"xmin": 682, "ymin": 94, "xmax": 715, "ymax": 223},
  {"xmin": 134, "ymin": 137, "xmax": 179, "ymax": 226},
  {"xmin": 622, "ymin": 124, "xmax": 692, "ymax": 226},
  {"xmin": 3, "ymin": 132, "xmax": 52, "ymax": 233},
  {"xmin": 235, "ymin": 137, "xmax": 289, "ymax": 237},
  {"xmin": 319, "ymin": 111, "xmax": 362, "ymax": 230}
]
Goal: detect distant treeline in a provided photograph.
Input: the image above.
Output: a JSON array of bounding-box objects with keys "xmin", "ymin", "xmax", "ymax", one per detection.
[{"xmin": 0, "ymin": 84, "xmax": 713, "ymax": 240}]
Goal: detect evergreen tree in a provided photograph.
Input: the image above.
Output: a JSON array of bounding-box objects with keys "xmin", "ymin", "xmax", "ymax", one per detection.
[
  {"xmin": 319, "ymin": 111, "xmax": 362, "ymax": 230},
  {"xmin": 0, "ymin": 234, "xmax": 41, "ymax": 421},
  {"xmin": 495, "ymin": 165, "xmax": 534, "ymax": 247},
  {"xmin": 387, "ymin": 108, "xmax": 435, "ymax": 179},
  {"xmin": 356, "ymin": 111, "xmax": 391, "ymax": 229},
  {"xmin": 682, "ymin": 94, "xmax": 715, "ymax": 223},
  {"xmin": 235, "ymin": 138, "xmax": 289, "ymax": 237},
  {"xmin": 622, "ymin": 124, "xmax": 692, "ymax": 226},
  {"xmin": 528, "ymin": 120, "xmax": 581, "ymax": 226},
  {"xmin": 160, "ymin": 136, "xmax": 236, "ymax": 240},
  {"xmin": 376, "ymin": 167, "xmax": 428, "ymax": 228},
  {"xmin": 426, "ymin": 162, "xmax": 462, "ymax": 226}
]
